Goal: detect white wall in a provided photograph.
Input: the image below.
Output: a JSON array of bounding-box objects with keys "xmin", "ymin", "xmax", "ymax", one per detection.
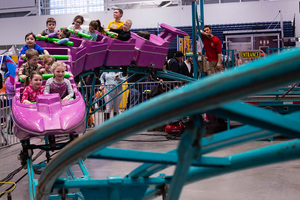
[
  {"xmin": 1, "ymin": 0, "xmax": 35, "ymax": 9},
  {"xmin": 0, "ymin": 0, "xmax": 299, "ymax": 46}
]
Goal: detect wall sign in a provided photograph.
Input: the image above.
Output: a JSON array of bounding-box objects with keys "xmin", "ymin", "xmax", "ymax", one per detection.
[{"xmin": 239, "ymin": 51, "xmax": 261, "ymax": 58}]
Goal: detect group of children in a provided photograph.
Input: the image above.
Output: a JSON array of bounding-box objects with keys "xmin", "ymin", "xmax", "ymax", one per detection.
[
  {"xmin": 18, "ymin": 8, "xmax": 132, "ymax": 105},
  {"xmin": 34, "ymin": 9, "xmax": 132, "ymax": 45},
  {"xmin": 19, "ymin": 49, "xmax": 72, "ymax": 104}
]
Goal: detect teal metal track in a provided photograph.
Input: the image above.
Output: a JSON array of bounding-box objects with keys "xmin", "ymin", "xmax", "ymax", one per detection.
[{"xmin": 36, "ymin": 48, "xmax": 300, "ymax": 200}]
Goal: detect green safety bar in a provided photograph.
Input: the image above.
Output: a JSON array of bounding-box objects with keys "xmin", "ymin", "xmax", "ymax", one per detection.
[
  {"xmin": 42, "ymin": 73, "xmax": 70, "ymax": 79},
  {"xmin": 22, "ymin": 55, "xmax": 69, "ymax": 61},
  {"xmin": 39, "ymin": 55, "xmax": 69, "ymax": 60},
  {"xmin": 36, "ymin": 36, "xmax": 74, "ymax": 46},
  {"xmin": 28, "ymin": 98, "xmax": 75, "ymax": 104},
  {"xmin": 105, "ymin": 31, "xmax": 118, "ymax": 39},
  {"xmin": 19, "ymin": 73, "xmax": 70, "ymax": 82},
  {"xmin": 61, "ymin": 27, "xmax": 91, "ymax": 39}
]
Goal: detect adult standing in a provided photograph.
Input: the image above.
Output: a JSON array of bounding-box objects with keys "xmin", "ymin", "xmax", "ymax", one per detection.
[
  {"xmin": 168, "ymin": 51, "xmax": 184, "ymax": 74},
  {"xmin": 100, "ymin": 72, "xmax": 126, "ymax": 120},
  {"xmin": 200, "ymin": 25, "xmax": 223, "ymax": 75},
  {"xmin": 127, "ymin": 73, "xmax": 146, "ymax": 109},
  {"xmin": 201, "ymin": 26, "xmax": 225, "ymax": 125},
  {"xmin": 180, "ymin": 55, "xmax": 194, "ymax": 78}
]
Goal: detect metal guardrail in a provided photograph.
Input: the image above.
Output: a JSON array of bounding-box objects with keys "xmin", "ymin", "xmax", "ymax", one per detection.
[
  {"xmin": 0, "ymin": 93, "xmax": 19, "ymax": 149},
  {"xmin": 79, "ymin": 81, "xmax": 185, "ymax": 128},
  {"xmin": 222, "ymin": 49, "xmax": 235, "ymax": 69},
  {"xmin": 0, "ymin": 80, "xmax": 184, "ymax": 147}
]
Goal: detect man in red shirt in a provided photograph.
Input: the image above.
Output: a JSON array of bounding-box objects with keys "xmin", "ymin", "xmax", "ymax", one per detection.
[
  {"xmin": 201, "ymin": 26, "xmax": 226, "ymax": 126},
  {"xmin": 201, "ymin": 25, "xmax": 223, "ymax": 75}
]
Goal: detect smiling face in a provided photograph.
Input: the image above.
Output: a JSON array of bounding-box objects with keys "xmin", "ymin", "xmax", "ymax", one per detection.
[
  {"xmin": 27, "ymin": 55, "xmax": 39, "ymax": 67},
  {"xmin": 53, "ymin": 65, "xmax": 66, "ymax": 82},
  {"xmin": 31, "ymin": 74, "xmax": 43, "ymax": 90},
  {"xmin": 25, "ymin": 34, "xmax": 36, "ymax": 48},
  {"xmin": 74, "ymin": 18, "xmax": 83, "ymax": 29},
  {"xmin": 123, "ymin": 20, "xmax": 132, "ymax": 32}
]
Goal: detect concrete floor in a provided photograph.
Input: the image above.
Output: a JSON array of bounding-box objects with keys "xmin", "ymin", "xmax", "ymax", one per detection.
[{"xmin": 1, "ymin": 132, "xmax": 300, "ymax": 200}]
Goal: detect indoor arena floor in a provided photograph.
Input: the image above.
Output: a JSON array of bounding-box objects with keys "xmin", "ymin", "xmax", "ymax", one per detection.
[{"xmin": 1, "ymin": 131, "xmax": 300, "ymax": 200}]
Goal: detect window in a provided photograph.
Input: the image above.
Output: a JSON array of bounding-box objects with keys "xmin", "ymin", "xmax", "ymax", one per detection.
[
  {"xmin": 221, "ymin": 0, "xmax": 239, "ymax": 3},
  {"xmin": 204, "ymin": 0, "xmax": 220, "ymax": 4},
  {"xmin": 48, "ymin": 0, "xmax": 104, "ymax": 15},
  {"xmin": 204, "ymin": 0, "xmax": 262, "ymax": 3}
]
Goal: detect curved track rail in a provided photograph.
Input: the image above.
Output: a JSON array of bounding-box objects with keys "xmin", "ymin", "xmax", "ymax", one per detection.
[{"xmin": 36, "ymin": 48, "xmax": 300, "ymax": 199}]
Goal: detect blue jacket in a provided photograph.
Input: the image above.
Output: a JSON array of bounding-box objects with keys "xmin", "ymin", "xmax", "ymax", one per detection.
[{"xmin": 20, "ymin": 44, "xmax": 45, "ymax": 56}]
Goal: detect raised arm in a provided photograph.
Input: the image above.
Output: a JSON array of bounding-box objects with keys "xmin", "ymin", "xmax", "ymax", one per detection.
[
  {"xmin": 56, "ymin": 38, "xmax": 69, "ymax": 45},
  {"xmin": 43, "ymin": 49, "xmax": 50, "ymax": 55},
  {"xmin": 200, "ymin": 29, "xmax": 213, "ymax": 38}
]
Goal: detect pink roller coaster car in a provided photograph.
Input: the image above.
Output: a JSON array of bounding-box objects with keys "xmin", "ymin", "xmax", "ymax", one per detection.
[{"xmin": 12, "ymin": 68, "xmax": 86, "ymax": 140}]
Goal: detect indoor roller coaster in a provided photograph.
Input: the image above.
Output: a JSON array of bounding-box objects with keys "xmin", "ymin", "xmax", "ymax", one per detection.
[
  {"xmin": 34, "ymin": 47, "xmax": 300, "ymax": 200},
  {"xmin": 11, "ymin": 1, "xmax": 300, "ymax": 200}
]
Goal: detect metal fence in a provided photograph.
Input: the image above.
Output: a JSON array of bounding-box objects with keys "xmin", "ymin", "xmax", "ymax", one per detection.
[
  {"xmin": 0, "ymin": 93, "xmax": 19, "ymax": 149},
  {"xmin": 0, "ymin": 80, "xmax": 185, "ymax": 148},
  {"xmin": 80, "ymin": 80, "xmax": 185, "ymax": 128},
  {"xmin": 222, "ymin": 49, "xmax": 235, "ymax": 69}
]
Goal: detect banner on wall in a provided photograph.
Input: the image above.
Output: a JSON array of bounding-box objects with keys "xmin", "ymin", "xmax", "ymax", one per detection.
[
  {"xmin": 184, "ymin": 36, "xmax": 190, "ymax": 55},
  {"xmin": 178, "ymin": 37, "xmax": 184, "ymax": 53},
  {"xmin": 177, "ymin": 35, "xmax": 192, "ymax": 58}
]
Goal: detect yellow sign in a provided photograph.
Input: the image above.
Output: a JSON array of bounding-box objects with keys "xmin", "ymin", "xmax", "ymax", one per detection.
[
  {"xmin": 178, "ymin": 38, "xmax": 184, "ymax": 52},
  {"xmin": 239, "ymin": 51, "xmax": 261, "ymax": 58},
  {"xmin": 184, "ymin": 36, "xmax": 190, "ymax": 55}
]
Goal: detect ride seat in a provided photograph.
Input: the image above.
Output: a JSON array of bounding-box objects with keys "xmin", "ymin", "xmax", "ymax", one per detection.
[
  {"xmin": 84, "ymin": 33, "xmax": 109, "ymax": 71},
  {"xmin": 104, "ymin": 36, "xmax": 136, "ymax": 66},
  {"xmin": 131, "ymin": 32, "xmax": 169, "ymax": 69}
]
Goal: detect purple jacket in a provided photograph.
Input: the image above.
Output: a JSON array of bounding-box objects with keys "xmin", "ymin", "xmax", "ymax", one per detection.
[{"xmin": 5, "ymin": 76, "xmax": 14, "ymax": 98}]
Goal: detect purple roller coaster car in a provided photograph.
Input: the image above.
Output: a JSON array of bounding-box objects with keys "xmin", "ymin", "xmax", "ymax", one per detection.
[
  {"xmin": 13, "ymin": 23, "xmax": 187, "ymax": 140},
  {"xmin": 12, "ymin": 68, "xmax": 86, "ymax": 140}
]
